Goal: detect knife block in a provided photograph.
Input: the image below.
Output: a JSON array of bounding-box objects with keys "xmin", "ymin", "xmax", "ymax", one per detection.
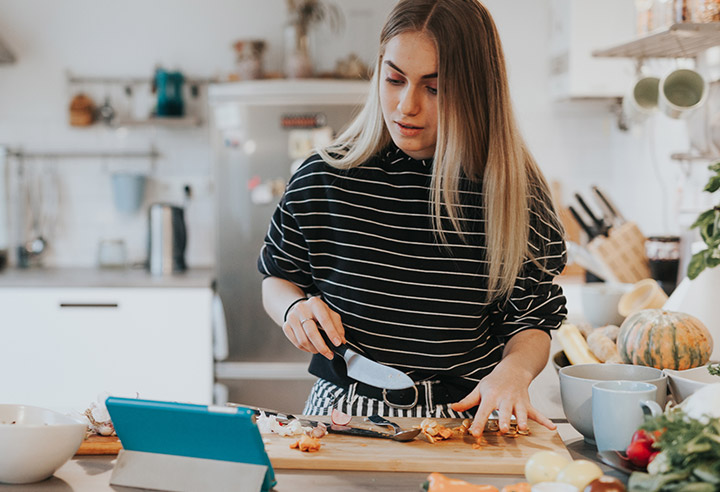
[{"xmin": 587, "ymin": 221, "xmax": 651, "ymax": 284}]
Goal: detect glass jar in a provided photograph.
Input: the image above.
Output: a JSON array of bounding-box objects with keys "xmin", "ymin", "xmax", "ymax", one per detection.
[
  {"xmin": 636, "ymin": 0, "xmax": 654, "ymax": 35},
  {"xmin": 695, "ymin": 0, "xmax": 720, "ymax": 21},
  {"xmin": 652, "ymin": 0, "xmax": 675, "ymax": 29}
]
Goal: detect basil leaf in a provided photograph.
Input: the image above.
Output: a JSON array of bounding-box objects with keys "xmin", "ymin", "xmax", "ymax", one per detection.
[{"xmin": 688, "ymin": 250, "xmax": 709, "ymax": 280}]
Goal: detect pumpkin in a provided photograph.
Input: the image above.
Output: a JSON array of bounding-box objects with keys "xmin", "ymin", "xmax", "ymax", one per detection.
[{"xmin": 617, "ymin": 309, "xmax": 713, "ymax": 370}]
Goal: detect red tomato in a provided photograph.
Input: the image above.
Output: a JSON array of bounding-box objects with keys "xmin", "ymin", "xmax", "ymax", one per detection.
[
  {"xmin": 630, "ymin": 429, "xmax": 653, "ymax": 444},
  {"xmin": 626, "ymin": 439, "xmax": 654, "ymax": 468}
]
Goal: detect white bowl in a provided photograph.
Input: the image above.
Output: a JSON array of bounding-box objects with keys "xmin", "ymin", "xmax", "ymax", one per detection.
[
  {"xmin": 558, "ymin": 363, "xmax": 667, "ymax": 443},
  {"xmin": 580, "ymin": 282, "xmax": 630, "ymax": 327},
  {"xmin": 0, "ymin": 405, "xmax": 86, "ymax": 484},
  {"xmin": 664, "ymin": 365, "xmax": 719, "ymax": 403}
]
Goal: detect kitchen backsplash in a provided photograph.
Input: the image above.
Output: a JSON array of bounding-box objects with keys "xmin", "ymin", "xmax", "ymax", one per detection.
[{"xmin": 0, "ymin": 0, "xmax": 712, "ymax": 270}]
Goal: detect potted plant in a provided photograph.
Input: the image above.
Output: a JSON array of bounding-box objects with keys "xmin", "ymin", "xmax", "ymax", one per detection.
[
  {"xmin": 665, "ymin": 161, "xmax": 720, "ymax": 362},
  {"xmin": 688, "ymin": 161, "xmax": 720, "ymax": 279},
  {"xmin": 284, "ymin": 0, "xmax": 342, "ymax": 78}
]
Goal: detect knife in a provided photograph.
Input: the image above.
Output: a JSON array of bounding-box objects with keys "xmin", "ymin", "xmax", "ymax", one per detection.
[
  {"xmin": 574, "ymin": 192, "xmax": 609, "ymax": 237},
  {"xmin": 592, "ymin": 186, "xmax": 626, "ymax": 227},
  {"xmin": 230, "ymin": 404, "xmax": 416, "ymax": 441},
  {"xmin": 568, "ymin": 205, "xmax": 597, "ymax": 239},
  {"xmin": 319, "ymin": 330, "xmax": 415, "ymax": 390}
]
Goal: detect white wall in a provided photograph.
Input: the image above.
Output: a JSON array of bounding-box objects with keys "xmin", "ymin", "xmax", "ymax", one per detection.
[{"xmin": 0, "ymin": 0, "xmax": 708, "ymax": 269}]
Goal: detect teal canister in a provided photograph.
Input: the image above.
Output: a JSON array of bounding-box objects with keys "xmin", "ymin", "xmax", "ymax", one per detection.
[{"xmin": 154, "ymin": 69, "xmax": 185, "ymax": 117}]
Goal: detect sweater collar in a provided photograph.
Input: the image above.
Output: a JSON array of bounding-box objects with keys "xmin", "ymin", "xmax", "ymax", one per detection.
[{"xmin": 383, "ymin": 141, "xmax": 433, "ymax": 168}]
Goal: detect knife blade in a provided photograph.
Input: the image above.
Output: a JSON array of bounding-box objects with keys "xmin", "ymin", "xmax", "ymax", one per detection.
[
  {"xmin": 319, "ymin": 330, "xmax": 414, "ymax": 390},
  {"xmin": 231, "ymin": 404, "xmax": 402, "ymax": 440}
]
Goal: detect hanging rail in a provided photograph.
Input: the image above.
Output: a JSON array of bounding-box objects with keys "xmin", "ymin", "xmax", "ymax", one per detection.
[{"xmin": 6, "ymin": 146, "xmax": 161, "ymax": 161}]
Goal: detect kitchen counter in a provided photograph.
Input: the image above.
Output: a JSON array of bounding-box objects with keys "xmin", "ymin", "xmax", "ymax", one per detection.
[
  {"xmin": 0, "ymin": 431, "xmax": 621, "ymax": 492},
  {"xmin": 0, "ymin": 267, "xmax": 214, "ymax": 289},
  {"xmin": 0, "ymin": 341, "xmax": 627, "ymax": 492}
]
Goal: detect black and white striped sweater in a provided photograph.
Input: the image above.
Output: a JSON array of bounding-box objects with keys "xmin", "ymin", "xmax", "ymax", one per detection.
[{"xmin": 258, "ymin": 143, "xmax": 567, "ymax": 395}]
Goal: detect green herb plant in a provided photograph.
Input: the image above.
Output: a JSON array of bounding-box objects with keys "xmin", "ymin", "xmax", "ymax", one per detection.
[
  {"xmin": 628, "ymin": 405, "xmax": 720, "ymax": 491},
  {"xmin": 688, "ymin": 162, "xmax": 720, "ymax": 280}
]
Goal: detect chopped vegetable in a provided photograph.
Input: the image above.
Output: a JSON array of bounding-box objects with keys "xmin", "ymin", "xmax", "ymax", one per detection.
[
  {"xmin": 708, "ymin": 363, "xmax": 720, "ymax": 377},
  {"xmin": 422, "ymin": 473, "xmax": 499, "ymax": 491},
  {"xmin": 330, "ymin": 408, "xmax": 352, "ymax": 426},
  {"xmin": 289, "ymin": 434, "xmax": 321, "ymax": 452}
]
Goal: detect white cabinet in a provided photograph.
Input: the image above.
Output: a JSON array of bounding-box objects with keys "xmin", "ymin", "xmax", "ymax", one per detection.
[
  {"xmin": 0, "ymin": 287, "xmax": 213, "ymax": 411},
  {"xmin": 550, "ymin": 0, "xmax": 636, "ymax": 99}
]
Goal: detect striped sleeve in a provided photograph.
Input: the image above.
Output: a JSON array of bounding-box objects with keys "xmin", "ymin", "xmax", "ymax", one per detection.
[
  {"xmin": 257, "ymin": 176, "xmax": 316, "ymax": 293},
  {"xmin": 492, "ymin": 194, "xmax": 568, "ymax": 340}
]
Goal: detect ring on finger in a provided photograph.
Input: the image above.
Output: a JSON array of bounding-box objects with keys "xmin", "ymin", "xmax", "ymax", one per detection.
[{"xmin": 300, "ymin": 317, "xmax": 313, "ymax": 326}]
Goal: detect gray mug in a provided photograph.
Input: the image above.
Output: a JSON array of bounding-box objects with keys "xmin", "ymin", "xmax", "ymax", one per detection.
[{"xmin": 592, "ymin": 380, "xmax": 663, "ymax": 451}]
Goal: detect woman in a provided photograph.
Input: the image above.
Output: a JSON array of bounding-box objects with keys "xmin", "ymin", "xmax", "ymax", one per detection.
[{"xmin": 258, "ymin": 0, "xmax": 567, "ymax": 438}]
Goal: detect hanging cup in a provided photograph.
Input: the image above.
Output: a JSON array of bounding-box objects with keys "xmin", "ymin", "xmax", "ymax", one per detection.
[
  {"xmin": 658, "ymin": 68, "xmax": 708, "ymax": 119},
  {"xmin": 623, "ymin": 76, "xmax": 660, "ymax": 125}
]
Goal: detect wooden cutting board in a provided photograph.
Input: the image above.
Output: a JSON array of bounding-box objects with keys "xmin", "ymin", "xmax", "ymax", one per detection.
[
  {"xmin": 264, "ymin": 417, "xmax": 571, "ymax": 474},
  {"xmin": 76, "ymin": 435, "xmax": 122, "ymax": 455}
]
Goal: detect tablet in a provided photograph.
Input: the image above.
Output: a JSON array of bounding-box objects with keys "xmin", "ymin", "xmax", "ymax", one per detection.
[{"xmin": 106, "ymin": 397, "xmax": 276, "ymax": 491}]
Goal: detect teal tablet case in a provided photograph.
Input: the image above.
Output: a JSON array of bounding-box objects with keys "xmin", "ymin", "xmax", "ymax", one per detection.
[{"xmin": 106, "ymin": 397, "xmax": 276, "ymax": 491}]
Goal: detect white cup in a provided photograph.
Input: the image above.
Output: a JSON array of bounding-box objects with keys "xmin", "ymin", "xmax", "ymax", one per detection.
[
  {"xmin": 659, "ymin": 68, "xmax": 708, "ymax": 119},
  {"xmin": 623, "ymin": 76, "xmax": 660, "ymax": 125},
  {"xmin": 592, "ymin": 381, "xmax": 663, "ymax": 452}
]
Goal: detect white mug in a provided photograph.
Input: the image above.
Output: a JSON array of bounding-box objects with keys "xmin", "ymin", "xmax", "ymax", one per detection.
[
  {"xmin": 592, "ymin": 381, "xmax": 662, "ymax": 452},
  {"xmin": 658, "ymin": 68, "xmax": 708, "ymax": 119},
  {"xmin": 623, "ymin": 76, "xmax": 660, "ymax": 125}
]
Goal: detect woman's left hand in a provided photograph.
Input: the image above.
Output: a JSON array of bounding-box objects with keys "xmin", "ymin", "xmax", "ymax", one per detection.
[
  {"xmin": 451, "ymin": 365, "xmax": 555, "ymax": 437},
  {"xmin": 450, "ymin": 329, "xmax": 556, "ymax": 437}
]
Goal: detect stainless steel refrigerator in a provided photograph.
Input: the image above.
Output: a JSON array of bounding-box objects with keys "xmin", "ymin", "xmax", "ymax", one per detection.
[{"xmin": 208, "ymin": 80, "xmax": 367, "ymax": 411}]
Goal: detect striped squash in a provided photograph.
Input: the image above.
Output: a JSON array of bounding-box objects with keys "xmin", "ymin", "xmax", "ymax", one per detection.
[{"xmin": 617, "ymin": 309, "xmax": 713, "ymax": 370}]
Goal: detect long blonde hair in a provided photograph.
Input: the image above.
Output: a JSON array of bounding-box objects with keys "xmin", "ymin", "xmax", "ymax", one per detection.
[{"xmin": 318, "ymin": 0, "xmax": 563, "ymax": 302}]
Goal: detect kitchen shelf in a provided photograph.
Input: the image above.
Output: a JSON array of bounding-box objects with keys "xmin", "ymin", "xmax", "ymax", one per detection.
[
  {"xmin": 593, "ymin": 23, "xmax": 720, "ymax": 59},
  {"xmin": 113, "ymin": 116, "xmax": 202, "ymax": 128},
  {"xmin": 671, "ymin": 152, "xmax": 720, "ymax": 161}
]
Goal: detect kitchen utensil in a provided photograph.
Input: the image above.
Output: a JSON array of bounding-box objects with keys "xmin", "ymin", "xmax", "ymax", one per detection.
[
  {"xmin": 111, "ymin": 173, "xmax": 147, "ymax": 214},
  {"xmin": 558, "ymin": 363, "xmax": 667, "ymax": 443},
  {"xmin": 568, "ymin": 205, "xmax": 597, "ymax": 239},
  {"xmin": 596, "ymin": 450, "xmax": 645, "ymax": 475},
  {"xmin": 587, "ymin": 221, "xmax": 652, "ymax": 284},
  {"xmin": 318, "ymin": 330, "xmax": 414, "ymax": 390},
  {"xmin": 574, "ymin": 192, "xmax": 609, "ymax": 237},
  {"xmin": 591, "ymin": 186, "xmax": 626, "ymax": 227},
  {"xmin": 366, "ymin": 415, "xmax": 422, "ymax": 441},
  {"xmin": 262, "ymin": 417, "xmax": 570, "ymax": 474},
  {"xmin": 97, "ymin": 238, "xmax": 127, "ymax": 269},
  {"xmin": 592, "ymin": 381, "xmax": 661, "ymax": 452},
  {"xmin": 0, "ymin": 404, "xmax": 86, "ymax": 484},
  {"xmin": 663, "ymin": 364, "xmax": 718, "ymax": 403},
  {"xmin": 623, "ymin": 76, "xmax": 660, "ymax": 125},
  {"xmin": 154, "ymin": 68, "xmax": 185, "ymax": 117},
  {"xmin": 147, "ymin": 203, "xmax": 187, "ymax": 275},
  {"xmin": 579, "ymin": 281, "xmax": 630, "ymax": 327},
  {"xmin": 618, "ymin": 278, "xmax": 668, "ymax": 316},
  {"xmin": 659, "ymin": 68, "xmax": 708, "ymax": 119}
]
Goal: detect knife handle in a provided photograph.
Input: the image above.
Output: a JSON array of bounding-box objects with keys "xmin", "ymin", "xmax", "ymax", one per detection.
[{"xmin": 318, "ymin": 328, "xmax": 348, "ymax": 357}]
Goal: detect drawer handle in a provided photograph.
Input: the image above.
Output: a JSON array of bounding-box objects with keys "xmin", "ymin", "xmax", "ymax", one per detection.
[{"xmin": 59, "ymin": 303, "xmax": 119, "ymax": 308}]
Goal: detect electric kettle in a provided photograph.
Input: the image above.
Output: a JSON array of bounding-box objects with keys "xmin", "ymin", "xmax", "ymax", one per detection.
[{"xmin": 147, "ymin": 203, "xmax": 187, "ymax": 275}]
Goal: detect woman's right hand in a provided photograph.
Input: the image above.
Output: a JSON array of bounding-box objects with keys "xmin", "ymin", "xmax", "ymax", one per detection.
[{"xmin": 283, "ymin": 296, "xmax": 345, "ymax": 360}]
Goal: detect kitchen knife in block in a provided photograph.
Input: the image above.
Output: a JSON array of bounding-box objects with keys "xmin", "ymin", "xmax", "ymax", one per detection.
[{"xmin": 318, "ymin": 329, "xmax": 414, "ymax": 390}]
